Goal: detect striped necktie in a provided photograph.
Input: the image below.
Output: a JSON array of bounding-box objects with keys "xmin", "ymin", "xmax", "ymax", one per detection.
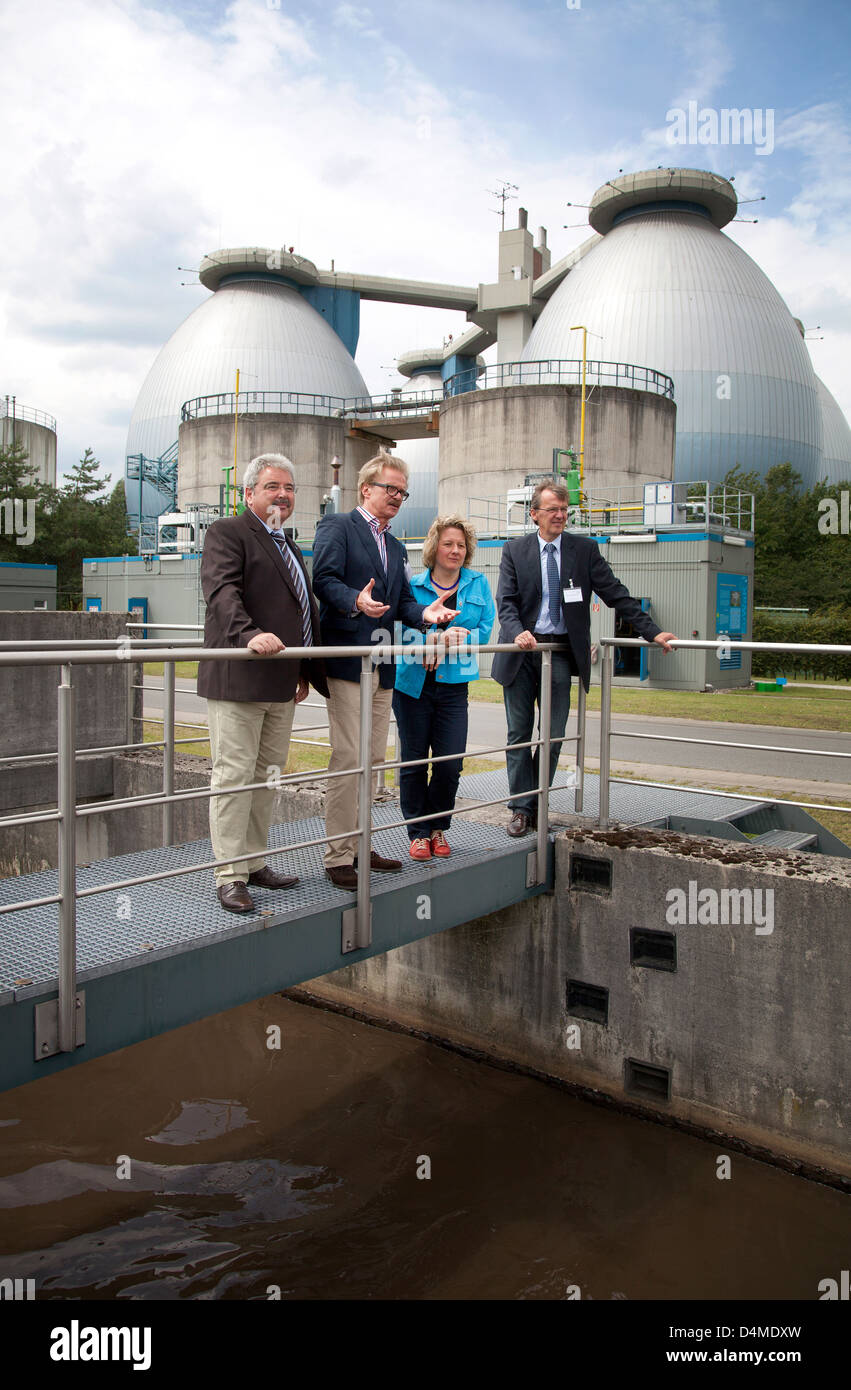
[
  {"xmin": 270, "ymin": 531, "xmax": 313, "ymax": 647},
  {"xmin": 545, "ymin": 543, "xmax": 561, "ymax": 627}
]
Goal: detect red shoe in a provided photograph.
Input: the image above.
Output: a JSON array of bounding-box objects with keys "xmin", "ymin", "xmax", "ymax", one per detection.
[
  {"xmin": 409, "ymin": 837, "xmax": 432, "ymax": 861},
  {"xmin": 430, "ymin": 830, "xmax": 451, "ymax": 857}
]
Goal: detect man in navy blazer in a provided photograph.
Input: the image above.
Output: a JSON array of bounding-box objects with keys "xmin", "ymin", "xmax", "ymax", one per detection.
[
  {"xmin": 492, "ymin": 480, "xmax": 677, "ymax": 836},
  {"xmin": 311, "ymin": 451, "xmax": 457, "ymax": 886}
]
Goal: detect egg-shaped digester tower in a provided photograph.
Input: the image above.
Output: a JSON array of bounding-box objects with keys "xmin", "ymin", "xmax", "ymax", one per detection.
[
  {"xmin": 815, "ymin": 377, "xmax": 851, "ymax": 486},
  {"xmin": 521, "ymin": 170, "xmax": 823, "ymax": 488},
  {"xmin": 125, "ymin": 249, "xmax": 370, "ymax": 528}
]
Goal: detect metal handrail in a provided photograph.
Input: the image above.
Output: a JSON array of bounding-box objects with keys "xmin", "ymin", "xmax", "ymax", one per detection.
[
  {"xmin": 442, "ymin": 358, "xmax": 676, "ymax": 399},
  {"xmin": 1, "ymin": 399, "xmax": 57, "ymax": 430},
  {"xmin": 596, "ymin": 637, "xmax": 851, "ymax": 829},
  {"xmin": 1, "ymin": 640, "xmax": 582, "ymax": 1058}
]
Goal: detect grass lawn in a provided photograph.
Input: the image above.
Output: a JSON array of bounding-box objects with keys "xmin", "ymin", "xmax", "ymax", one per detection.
[
  {"xmin": 470, "ymin": 678, "xmax": 851, "ymax": 732},
  {"xmin": 143, "ymin": 661, "xmax": 200, "ymax": 680}
]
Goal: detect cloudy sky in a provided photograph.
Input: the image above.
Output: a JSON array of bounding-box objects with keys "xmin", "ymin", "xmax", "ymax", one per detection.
[{"xmin": 1, "ymin": 0, "xmax": 849, "ymax": 484}]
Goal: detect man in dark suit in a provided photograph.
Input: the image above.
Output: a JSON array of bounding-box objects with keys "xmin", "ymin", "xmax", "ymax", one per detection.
[
  {"xmin": 311, "ymin": 451, "xmax": 457, "ymax": 888},
  {"xmin": 198, "ymin": 453, "xmax": 327, "ymax": 912},
  {"xmin": 492, "ymin": 480, "xmax": 677, "ymax": 836}
]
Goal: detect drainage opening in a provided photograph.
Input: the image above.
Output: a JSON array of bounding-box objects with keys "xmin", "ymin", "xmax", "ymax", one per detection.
[
  {"xmin": 569, "ymin": 855, "xmax": 612, "ymax": 895},
  {"xmin": 624, "ymin": 1058, "xmax": 671, "ymax": 1101},
  {"xmin": 566, "ymin": 979, "xmax": 609, "ymax": 1025},
  {"xmin": 630, "ymin": 928, "xmax": 677, "ymax": 971}
]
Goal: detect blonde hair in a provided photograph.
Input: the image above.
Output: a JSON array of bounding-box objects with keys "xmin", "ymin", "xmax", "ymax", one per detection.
[
  {"xmin": 422, "ymin": 514, "xmax": 477, "ymax": 570},
  {"xmin": 357, "ymin": 447, "xmax": 409, "ymax": 499}
]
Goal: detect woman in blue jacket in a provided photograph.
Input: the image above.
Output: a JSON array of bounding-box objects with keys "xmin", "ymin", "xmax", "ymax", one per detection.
[{"xmin": 394, "ymin": 515, "xmax": 495, "ymax": 861}]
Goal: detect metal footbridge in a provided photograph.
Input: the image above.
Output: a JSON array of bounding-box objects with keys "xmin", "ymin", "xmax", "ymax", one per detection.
[{"xmin": 1, "ymin": 636, "xmax": 848, "ymax": 1095}]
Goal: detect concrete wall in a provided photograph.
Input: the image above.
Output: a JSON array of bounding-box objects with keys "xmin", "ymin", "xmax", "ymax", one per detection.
[
  {"xmin": 1, "ymin": 417, "xmax": 56, "ymax": 487},
  {"xmin": 305, "ymin": 826, "xmax": 851, "ymax": 1179},
  {"xmin": 0, "ymin": 611, "xmax": 140, "ymax": 762},
  {"xmin": 0, "ymin": 750, "xmax": 326, "ymax": 876},
  {"xmin": 438, "ymin": 385, "xmax": 676, "ymax": 520},
  {"xmin": 177, "ymin": 413, "xmax": 376, "ymax": 525}
]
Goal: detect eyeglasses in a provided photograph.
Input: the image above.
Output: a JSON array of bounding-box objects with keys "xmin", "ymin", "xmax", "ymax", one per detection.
[
  {"xmin": 535, "ymin": 506, "xmax": 568, "ymax": 515},
  {"xmin": 372, "ymin": 482, "xmax": 409, "ymax": 501}
]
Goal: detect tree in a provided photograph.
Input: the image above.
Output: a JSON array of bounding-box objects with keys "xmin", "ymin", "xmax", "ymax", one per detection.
[
  {"xmin": 0, "ymin": 438, "xmax": 58, "ymax": 564},
  {"xmin": 721, "ymin": 463, "xmax": 850, "ymax": 611},
  {"xmin": 50, "ymin": 452, "xmax": 136, "ymax": 606}
]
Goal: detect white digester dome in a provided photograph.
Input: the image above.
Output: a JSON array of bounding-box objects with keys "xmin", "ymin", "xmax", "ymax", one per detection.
[
  {"xmin": 126, "ymin": 276, "xmax": 369, "ymax": 466},
  {"xmin": 393, "ymin": 368, "xmax": 442, "ymax": 540},
  {"xmin": 816, "ymin": 377, "xmax": 851, "ymax": 486},
  {"xmin": 522, "ymin": 172, "xmax": 822, "ymax": 488}
]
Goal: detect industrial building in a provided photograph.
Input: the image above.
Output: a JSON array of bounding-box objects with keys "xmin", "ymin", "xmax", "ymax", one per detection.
[{"xmin": 0, "ymin": 561, "xmax": 56, "ymax": 610}]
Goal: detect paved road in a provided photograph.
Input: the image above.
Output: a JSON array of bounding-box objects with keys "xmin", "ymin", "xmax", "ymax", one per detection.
[{"xmin": 144, "ymin": 677, "xmax": 851, "ymax": 784}]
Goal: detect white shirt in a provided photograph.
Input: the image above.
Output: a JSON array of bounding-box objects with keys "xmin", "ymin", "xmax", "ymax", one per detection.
[{"xmin": 534, "ymin": 533, "xmax": 568, "ymax": 635}]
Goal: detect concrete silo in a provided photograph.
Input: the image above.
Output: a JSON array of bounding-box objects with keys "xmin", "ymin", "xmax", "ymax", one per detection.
[
  {"xmin": 521, "ymin": 169, "xmax": 823, "ymax": 488},
  {"xmin": 1, "ymin": 397, "xmax": 57, "ymax": 486}
]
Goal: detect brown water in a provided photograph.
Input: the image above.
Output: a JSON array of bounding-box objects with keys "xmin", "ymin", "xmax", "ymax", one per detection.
[{"xmin": 0, "ymin": 995, "xmax": 848, "ymax": 1300}]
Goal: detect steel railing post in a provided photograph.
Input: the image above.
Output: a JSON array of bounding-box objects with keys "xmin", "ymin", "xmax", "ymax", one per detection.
[
  {"xmin": 599, "ymin": 644, "xmax": 613, "ymax": 828},
  {"xmin": 536, "ymin": 647, "xmax": 552, "ymax": 883},
  {"xmin": 162, "ymin": 660, "xmax": 175, "ymax": 846},
  {"xmin": 125, "ymin": 654, "xmax": 135, "ymax": 749},
  {"xmin": 356, "ymin": 654, "xmax": 373, "ymax": 947},
  {"xmin": 574, "ymin": 676, "xmax": 586, "ymax": 814},
  {"xmin": 57, "ymin": 663, "xmax": 78, "ymax": 1052}
]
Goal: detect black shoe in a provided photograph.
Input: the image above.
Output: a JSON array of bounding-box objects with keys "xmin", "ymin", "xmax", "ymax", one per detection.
[
  {"xmin": 248, "ymin": 867, "xmax": 299, "ymax": 890},
  {"xmin": 325, "ymin": 864, "xmax": 358, "ymax": 890},
  {"xmin": 507, "ymin": 811, "xmax": 535, "ymax": 838},
  {"xmin": 217, "ymin": 881, "xmax": 255, "ymax": 913}
]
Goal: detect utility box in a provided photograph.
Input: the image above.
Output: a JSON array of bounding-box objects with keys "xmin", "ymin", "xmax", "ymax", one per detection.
[{"xmin": 589, "ymin": 533, "xmax": 754, "ymax": 690}]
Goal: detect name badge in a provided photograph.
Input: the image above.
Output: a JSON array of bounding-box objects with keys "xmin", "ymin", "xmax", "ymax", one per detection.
[{"xmin": 563, "ymin": 586, "xmax": 583, "ymax": 604}]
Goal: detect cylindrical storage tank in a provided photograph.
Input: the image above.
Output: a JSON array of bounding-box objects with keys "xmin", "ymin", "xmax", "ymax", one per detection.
[
  {"xmin": 125, "ymin": 250, "xmax": 369, "ymax": 520},
  {"xmin": 1, "ymin": 402, "xmax": 57, "ymax": 486},
  {"xmin": 437, "ymin": 383, "xmax": 676, "ymax": 521},
  {"xmin": 522, "ymin": 169, "xmax": 822, "ymax": 488},
  {"xmin": 177, "ymin": 411, "xmax": 375, "ymax": 533},
  {"xmin": 816, "ymin": 377, "xmax": 851, "ymax": 486}
]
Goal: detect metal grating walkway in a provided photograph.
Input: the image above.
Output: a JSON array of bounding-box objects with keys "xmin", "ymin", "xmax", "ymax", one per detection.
[
  {"xmin": 456, "ymin": 767, "xmax": 757, "ymax": 823},
  {"xmin": 0, "ymin": 805, "xmax": 536, "ymax": 1001}
]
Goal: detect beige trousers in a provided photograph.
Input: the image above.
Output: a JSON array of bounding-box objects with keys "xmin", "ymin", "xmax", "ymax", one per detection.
[
  {"xmin": 324, "ymin": 675, "xmax": 393, "ymax": 866},
  {"xmin": 207, "ymin": 698, "xmax": 296, "ymax": 886}
]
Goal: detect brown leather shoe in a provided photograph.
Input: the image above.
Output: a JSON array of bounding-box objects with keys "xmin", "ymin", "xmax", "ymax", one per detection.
[
  {"xmin": 325, "ymin": 864, "xmax": 358, "ymax": 890},
  {"xmin": 354, "ymin": 851, "xmax": 402, "ymax": 873},
  {"xmin": 248, "ymin": 867, "xmax": 299, "ymax": 890},
  {"xmin": 217, "ymin": 881, "xmax": 255, "ymax": 913},
  {"xmin": 507, "ymin": 811, "xmax": 534, "ymax": 838}
]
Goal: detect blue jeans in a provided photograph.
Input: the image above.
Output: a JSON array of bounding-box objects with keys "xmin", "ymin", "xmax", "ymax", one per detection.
[
  {"xmin": 503, "ymin": 649, "xmax": 573, "ymax": 816},
  {"xmin": 392, "ymin": 675, "xmax": 469, "ymax": 839}
]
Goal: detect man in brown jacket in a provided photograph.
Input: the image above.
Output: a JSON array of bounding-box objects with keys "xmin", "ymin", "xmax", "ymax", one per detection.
[{"xmin": 198, "ymin": 453, "xmax": 327, "ymax": 913}]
